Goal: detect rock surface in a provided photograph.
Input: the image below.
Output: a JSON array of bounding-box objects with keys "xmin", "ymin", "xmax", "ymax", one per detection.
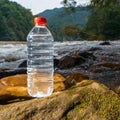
[
  {"xmin": 0, "ymin": 80, "xmax": 120, "ymax": 120},
  {"xmin": 0, "ymin": 72, "xmax": 89, "ymax": 102},
  {"xmin": 0, "ymin": 73, "xmax": 66, "ymax": 102}
]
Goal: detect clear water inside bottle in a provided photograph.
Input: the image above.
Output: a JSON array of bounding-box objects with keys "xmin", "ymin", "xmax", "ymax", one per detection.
[{"xmin": 27, "ymin": 27, "xmax": 54, "ymax": 97}]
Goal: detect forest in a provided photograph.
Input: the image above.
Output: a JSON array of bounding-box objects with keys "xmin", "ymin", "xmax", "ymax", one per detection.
[
  {"xmin": 0, "ymin": 0, "xmax": 33, "ymax": 41},
  {"xmin": 59, "ymin": 0, "xmax": 120, "ymax": 41},
  {"xmin": 0, "ymin": 0, "xmax": 120, "ymax": 41}
]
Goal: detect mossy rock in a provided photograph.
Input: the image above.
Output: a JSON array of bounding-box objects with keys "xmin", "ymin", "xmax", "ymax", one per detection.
[{"xmin": 0, "ymin": 80, "xmax": 120, "ymax": 120}]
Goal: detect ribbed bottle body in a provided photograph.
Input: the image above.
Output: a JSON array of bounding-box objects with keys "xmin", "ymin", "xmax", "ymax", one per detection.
[{"xmin": 27, "ymin": 26, "xmax": 54, "ymax": 97}]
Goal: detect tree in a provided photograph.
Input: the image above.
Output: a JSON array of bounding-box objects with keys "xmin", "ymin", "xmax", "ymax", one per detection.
[
  {"xmin": 61, "ymin": 24, "xmax": 88, "ymax": 40},
  {"xmin": 101, "ymin": 7, "xmax": 120, "ymax": 39},
  {"xmin": 62, "ymin": 0, "xmax": 76, "ymax": 8},
  {"xmin": 0, "ymin": 0, "xmax": 33, "ymax": 41},
  {"xmin": 63, "ymin": 0, "xmax": 120, "ymax": 40},
  {"xmin": 91, "ymin": 0, "xmax": 120, "ymax": 7},
  {"xmin": 86, "ymin": 1, "xmax": 120, "ymax": 40}
]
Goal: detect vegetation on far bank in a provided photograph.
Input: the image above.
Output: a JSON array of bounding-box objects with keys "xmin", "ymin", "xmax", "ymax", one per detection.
[
  {"xmin": 60, "ymin": 0, "xmax": 120, "ymax": 41},
  {"xmin": 0, "ymin": 0, "xmax": 120, "ymax": 41},
  {"xmin": 0, "ymin": 0, "xmax": 33, "ymax": 41}
]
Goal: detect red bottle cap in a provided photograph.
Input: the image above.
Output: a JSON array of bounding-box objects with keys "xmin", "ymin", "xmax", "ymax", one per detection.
[{"xmin": 34, "ymin": 17, "xmax": 47, "ymax": 26}]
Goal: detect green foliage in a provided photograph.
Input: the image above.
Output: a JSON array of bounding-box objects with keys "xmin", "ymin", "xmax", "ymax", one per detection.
[
  {"xmin": 62, "ymin": 0, "xmax": 77, "ymax": 7},
  {"xmin": 61, "ymin": 0, "xmax": 77, "ymax": 11},
  {"xmin": 63, "ymin": 0, "xmax": 120, "ymax": 40},
  {"xmin": 91, "ymin": 0, "xmax": 120, "ymax": 8},
  {"xmin": 61, "ymin": 24, "xmax": 88, "ymax": 40},
  {"xmin": 61, "ymin": 24, "xmax": 80, "ymax": 40},
  {"xmin": 102, "ymin": 7, "xmax": 120, "ymax": 39},
  {"xmin": 0, "ymin": 0, "xmax": 33, "ymax": 41},
  {"xmin": 86, "ymin": 0, "xmax": 120, "ymax": 40}
]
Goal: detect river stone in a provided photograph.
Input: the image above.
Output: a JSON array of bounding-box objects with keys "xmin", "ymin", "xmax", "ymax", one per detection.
[
  {"xmin": 0, "ymin": 72, "xmax": 91, "ymax": 102},
  {"xmin": 18, "ymin": 60, "xmax": 27, "ymax": 68},
  {"xmin": 64, "ymin": 72, "xmax": 89, "ymax": 88},
  {"xmin": 58, "ymin": 55, "xmax": 85, "ymax": 69},
  {"xmin": 0, "ymin": 68, "xmax": 26, "ymax": 79},
  {"xmin": 0, "ymin": 86, "xmax": 29, "ymax": 102},
  {"xmin": 99, "ymin": 41, "xmax": 111, "ymax": 45},
  {"xmin": 0, "ymin": 73, "xmax": 66, "ymax": 102},
  {"xmin": 95, "ymin": 62, "xmax": 120, "ymax": 71},
  {"xmin": 0, "ymin": 74, "xmax": 27, "ymax": 86}
]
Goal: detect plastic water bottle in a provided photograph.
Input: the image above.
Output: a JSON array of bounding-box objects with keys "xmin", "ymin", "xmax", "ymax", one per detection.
[{"xmin": 27, "ymin": 17, "xmax": 54, "ymax": 97}]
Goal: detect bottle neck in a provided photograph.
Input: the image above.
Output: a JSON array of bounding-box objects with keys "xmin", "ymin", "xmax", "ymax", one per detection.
[
  {"xmin": 35, "ymin": 25, "xmax": 46, "ymax": 27},
  {"xmin": 35, "ymin": 23, "xmax": 46, "ymax": 26}
]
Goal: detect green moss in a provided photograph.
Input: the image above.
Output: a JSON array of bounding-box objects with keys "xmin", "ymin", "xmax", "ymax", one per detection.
[
  {"xmin": 80, "ymin": 88, "xmax": 120, "ymax": 120},
  {"xmin": 67, "ymin": 81, "xmax": 93, "ymax": 96},
  {"xmin": 75, "ymin": 103, "xmax": 88, "ymax": 111},
  {"xmin": 51, "ymin": 101, "xmax": 60, "ymax": 108},
  {"xmin": 67, "ymin": 88, "xmax": 77, "ymax": 96},
  {"xmin": 77, "ymin": 80, "xmax": 93, "ymax": 87}
]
